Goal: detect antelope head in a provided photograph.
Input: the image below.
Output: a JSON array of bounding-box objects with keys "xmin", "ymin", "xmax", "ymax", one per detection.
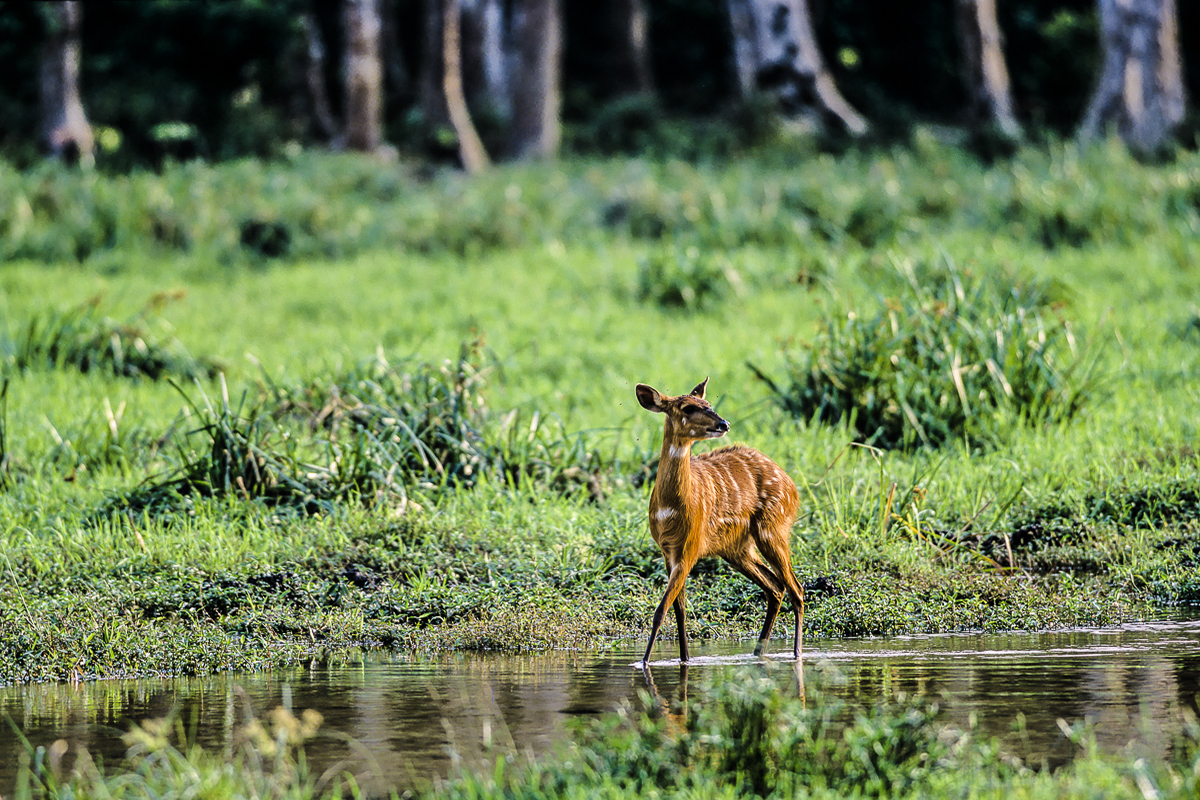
[{"xmin": 635, "ymin": 377, "xmax": 730, "ymax": 443}]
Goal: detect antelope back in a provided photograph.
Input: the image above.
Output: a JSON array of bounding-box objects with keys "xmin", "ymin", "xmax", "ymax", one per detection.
[{"xmin": 693, "ymin": 445, "xmax": 798, "ymax": 527}]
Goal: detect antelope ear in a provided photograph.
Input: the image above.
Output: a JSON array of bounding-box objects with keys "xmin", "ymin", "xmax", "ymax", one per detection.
[
  {"xmin": 635, "ymin": 383, "xmax": 666, "ymax": 413},
  {"xmin": 690, "ymin": 377, "xmax": 709, "ymax": 399}
]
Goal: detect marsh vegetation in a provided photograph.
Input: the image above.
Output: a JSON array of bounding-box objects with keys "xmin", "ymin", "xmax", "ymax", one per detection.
[{"xmin": 2, "ymin": 138, "xmax": 1200, "ymax": 795}]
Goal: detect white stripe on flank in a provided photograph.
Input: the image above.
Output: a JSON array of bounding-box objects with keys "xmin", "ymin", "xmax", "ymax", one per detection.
[{"xmin": 719, "ymin": 463, "xmax": 741, "ymax": 502}]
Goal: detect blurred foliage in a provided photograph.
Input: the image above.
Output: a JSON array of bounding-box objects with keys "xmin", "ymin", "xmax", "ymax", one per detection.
[
  {"xmin": 815, "ymin": 0, "xmax": 1100, "ymax": 136},
  {"xmin": 1, "ymin": 137, "xmax": 1196, "ymax": 268},
  {"xmin": 636, "ymin": 242, "xmax": 743, "ymax": 310},
  {"xmin": 1, "ymin": 0, "xmax": 1198, "ymax": 166}
]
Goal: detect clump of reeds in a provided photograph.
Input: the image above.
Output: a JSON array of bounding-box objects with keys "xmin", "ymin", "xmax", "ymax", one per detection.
[
  {"xmin": 2, "ymin": 297, "xmax": 221, "ymax": 381},
  {"xmin": 100, "ymin": 342, "xmax": 614, "ymax": 519},
  {"xmin": 636, "ymin": 243, "xmax": 744, "ymax": 310},
  {"xmin": 753, "ymin": 257, "xmax": 1104, "ymax": 450}
]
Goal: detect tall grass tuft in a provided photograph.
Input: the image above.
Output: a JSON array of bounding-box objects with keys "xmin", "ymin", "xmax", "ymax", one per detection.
[
  {"xmin": 753, "ymin": 257, "xmax": 1104, "ymax": 449},
  {"xmin": 270, "ymin": 340, "xmax": 496, "ymax": 491},
  {"xmin": 1, "ymin": 298, "xmax": 221, "ymax": 381},
  {"xmin": 636, "ymin": 243, "xmax": 744, "ymax": 310},
  {"xmin": 100, "ymin": 377, "xmax": 347, "ymax": 519},
  {"xmin": 272, "ymin": 342, "xmax": 616, "ymax": 500},
  {"xmin": 100, "ymin": 342, "xmax": 615, "ymax": 519}
]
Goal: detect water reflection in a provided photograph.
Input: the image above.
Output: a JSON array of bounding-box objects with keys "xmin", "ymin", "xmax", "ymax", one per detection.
[{"xmin": 2, "ymin": 620, "xmax": 1199, "ymax": 795}]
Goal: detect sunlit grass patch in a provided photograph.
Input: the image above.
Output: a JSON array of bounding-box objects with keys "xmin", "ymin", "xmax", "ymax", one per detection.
[
  {"xmin": 754, "ymin": 256, "xmax": 1104, "ymax": 450},
  {"xmin": 0, "ymin": 143, "xmax": 1198, "ymax": 691}
]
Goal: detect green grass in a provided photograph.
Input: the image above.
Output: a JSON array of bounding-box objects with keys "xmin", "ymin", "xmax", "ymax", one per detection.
[
  {"xmin": 752, "ymin": 255, "xmax": 1101, "ymax": 449},
  {"xmin": 0, "ymin": 139, "xmax": 1199, "ymax": 692}
]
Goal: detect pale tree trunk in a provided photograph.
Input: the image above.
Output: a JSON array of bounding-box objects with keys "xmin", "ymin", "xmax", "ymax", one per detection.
[
  {"xmin": 40, "ymin": 1, "xmax": 93, "ymax": 166},
  {"xmin": 507, "ymin": 0, "xmax": 561, "ymax": 159},
  {"xmin": 955, "ymin": 0, "xmax": 1021, "ymax": 140},
  {"xmin": 462, "ymin": 0, "xmax": 509, "ymax": 119},
  {"xmin": 342, "ymin": 0, "xmax": 384, "ymax": 152},
  {"xmin": 724, "ymin": 0, "xmax": 867, "ymax": 137},
  {"xmin": 443, "ymin": 0, "xmax": 490, "ymax": 172},
  {"xmin": 301, "ymin": 11, "xmax": 339, "ymax": 142},
  {"xmin": 727, "ymin": 0, "xmax": 758, "ymax": 96},
  {"xmin": 1078, "ymin": 0, "xmax": 1185, "ymax": 153},
  {"xmin": 608, "ymin": 0, "xmax": 654, "ymax": 97}
]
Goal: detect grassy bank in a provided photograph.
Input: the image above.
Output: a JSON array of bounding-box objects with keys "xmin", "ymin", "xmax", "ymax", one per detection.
[{"xmin": 1, "ymin": 139, "xmax": 1199, "ymax": 686}]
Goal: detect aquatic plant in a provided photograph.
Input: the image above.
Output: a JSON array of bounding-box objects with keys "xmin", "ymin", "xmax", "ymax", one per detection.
[
  {"xmin": 435, "ymin": 669, "xmax": 1200, "ymax": 800},
  {"xmin": 11, "ymin": 703, "xmax": 344, "ymax": 799}
]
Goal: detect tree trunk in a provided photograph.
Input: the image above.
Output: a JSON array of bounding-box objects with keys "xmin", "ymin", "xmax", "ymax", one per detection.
[
  {"xmin": 507, "ymin": 0, "xmax": 561, "ymax": 159},
  {"xmin": 301, "ymin": 11, "xmax": 339, "ymax": 142},
  {"xmin": 1078, "ymin": 0, "xmax": 1185, "ymax": 153},
  {"xmin": 462, "ymin": 0, "xmax": 509, "ymax": 119},
  {"xmin": 727, "ymin": 0, "xmax": 758, "ymax": 96},
  {"xmin": 443, "ymin": 0, "xmax": 490, "ymax": 172},
  {"xmin": 40, "ymin": 0, "xmax": 93, "ymax": 166},
  {"xmin": 724, "ymin": 0, "xmax": 867, "ymax": 137},
  {"xmin": 955, "ymin": 0, "xmax": 1021, "ymax": 140},
  {"xmin": 608, "ymin": 0, "xmax": 654, "ymax": 97},
  {"xmin": 342, "ymin": 0, "xmax": 384, "ymax": 152}
]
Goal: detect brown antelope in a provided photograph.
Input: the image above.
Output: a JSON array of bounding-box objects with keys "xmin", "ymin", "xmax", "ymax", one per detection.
[{"xmin": 636, "ymin": 378, "xmax": 804, "ymax": 664}]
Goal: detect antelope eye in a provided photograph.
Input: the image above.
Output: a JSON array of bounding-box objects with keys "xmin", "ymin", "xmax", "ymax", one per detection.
[{"xmin": 684, "ymin": 406, "xmax": 703, "ymax": 415}]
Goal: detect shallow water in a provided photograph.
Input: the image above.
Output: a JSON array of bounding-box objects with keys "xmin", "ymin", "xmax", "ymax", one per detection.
[{"xmin": 3, "ymin": 620, "xmax": 1200, "ymax": 795}]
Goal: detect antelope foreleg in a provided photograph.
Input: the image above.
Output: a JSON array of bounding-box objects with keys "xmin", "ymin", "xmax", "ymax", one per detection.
[{"xmin": 642, "ymin": 565, "xmax": 690, "ymax": 664}]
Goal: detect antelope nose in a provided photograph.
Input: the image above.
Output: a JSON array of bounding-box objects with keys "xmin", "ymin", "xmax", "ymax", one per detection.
[{"xmin": 716, "ymin": 419, "xmax": 730, "ymax": 432}]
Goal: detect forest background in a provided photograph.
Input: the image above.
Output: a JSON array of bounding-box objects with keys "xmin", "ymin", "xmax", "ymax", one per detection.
[{"xmin": 3, "ymin": 0, "xmax": 1199, "ymax": 170}]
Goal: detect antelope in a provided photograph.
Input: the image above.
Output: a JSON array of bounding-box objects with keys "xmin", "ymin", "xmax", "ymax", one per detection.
[{"xmin": 635, "ymin": 378, "xmax": 804, "ymax": 664}]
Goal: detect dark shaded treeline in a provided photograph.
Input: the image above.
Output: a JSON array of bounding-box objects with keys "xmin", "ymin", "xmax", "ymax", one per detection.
[{"xmin": 0, "ymin": 0, "xmax": 1197, "ymax": 167}]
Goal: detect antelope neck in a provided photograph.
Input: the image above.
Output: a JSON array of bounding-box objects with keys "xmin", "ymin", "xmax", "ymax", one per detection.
[{"xmin": 655, "ymin": 432, "xmax": 697, "ymax": 507}]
